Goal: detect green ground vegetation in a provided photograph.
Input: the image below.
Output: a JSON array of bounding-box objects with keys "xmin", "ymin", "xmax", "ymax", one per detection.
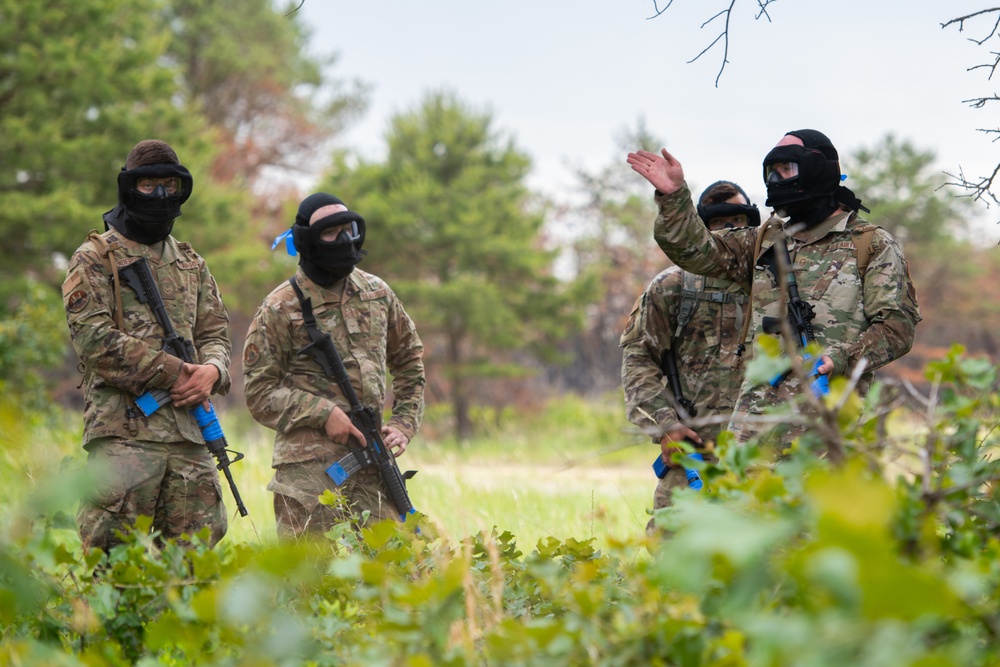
[{"xmin": 2, "ymin": 347, "xmax": 1000, "ymax": 665}]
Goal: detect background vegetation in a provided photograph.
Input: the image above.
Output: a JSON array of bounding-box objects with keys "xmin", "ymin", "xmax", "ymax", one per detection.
[{"xmin": 3, "ymin": 1, "xmax": 1000, "ymax": 664}]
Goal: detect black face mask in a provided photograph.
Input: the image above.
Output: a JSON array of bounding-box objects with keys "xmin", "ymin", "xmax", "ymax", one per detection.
[
  {"xmin": 762, "ymin": 144, "xmax": 839, "ymax": 211},
  {"xmin": 111, "ymin": 163, "xmax": 193, "ymax": 244},
  {"xmin": 292, "ymin": 211, "xmax": 366, "ymax": 287},
  {"xmin": 697, "ymin": 201, "xmax": 761, "ymax": 228},
  {"xmin": 762, "ymin": 131, "xmax": 868, "ymax": 227}
]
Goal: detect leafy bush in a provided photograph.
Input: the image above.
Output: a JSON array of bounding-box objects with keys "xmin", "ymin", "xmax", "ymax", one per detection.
[
  {"xmin": 1, "ymin": 347, "xmax": 999, "ymax": 665},
  {"xmin": 0, "ymin": 276, "xmax": 68, "ymax": 415}
]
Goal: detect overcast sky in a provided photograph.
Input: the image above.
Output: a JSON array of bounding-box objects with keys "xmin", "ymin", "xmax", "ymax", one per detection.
[{"xmin": 299, "ymin": 1, "xmax": 997, "ymax": 235}]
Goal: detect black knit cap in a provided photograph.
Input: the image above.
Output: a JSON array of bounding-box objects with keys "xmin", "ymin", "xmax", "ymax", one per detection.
[
  {"xmin": 786, "ymin": 129, "xmax": 839, "ymax": 161},
  {"xmin": 295, "ymin": 192, "xmax": 346, "ymax": 226}
]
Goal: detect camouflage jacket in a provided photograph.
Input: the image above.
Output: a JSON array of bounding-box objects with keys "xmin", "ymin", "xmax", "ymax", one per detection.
[
  {"xmin": 62, "ymin": 229, "xmax": 232, "ymax": 446},
  {"xmin": 653, "ymin": 184, "xmax": 920, "ymax": 439},
  {"xmin": 243, "ymin": 267, "xmax": 425, "ymax": 468},
  {"xmin": 620, "ymin": 265, "xmax": 746, "ymax": 445}
]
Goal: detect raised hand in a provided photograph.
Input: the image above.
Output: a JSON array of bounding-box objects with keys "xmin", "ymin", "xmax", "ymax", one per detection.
[{"xmin": 626, "ymin": 148, "xmax": 685, "ymax": 195}]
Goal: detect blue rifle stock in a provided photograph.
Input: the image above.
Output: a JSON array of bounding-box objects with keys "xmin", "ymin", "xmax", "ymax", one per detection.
[
  {"xmin": 288, "ymin": 277, "xmax": 417, "ymax": 523},
  {"xmin": 764, "ymin": 238, "xmax": 830, "ymax": 398},
  {"xmin": 652, "ymin": 348, "xmax": 704, "ymax": 490},
  {"xmin": 118, "ymin": 258, "xmax": 248, "ymax": 517}
]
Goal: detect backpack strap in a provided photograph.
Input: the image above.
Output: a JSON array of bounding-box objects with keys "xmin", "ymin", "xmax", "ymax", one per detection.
[
  {"xmin": 674, "ymin": 270, "xmax": 746, "ymax": 341},
  {"xmin": 673, "ymin": 270, "xmax": 701, "ymax": 339},
  {"xmin": 86, "ymin": 230, "xmax": 127, "ymax": 331}
]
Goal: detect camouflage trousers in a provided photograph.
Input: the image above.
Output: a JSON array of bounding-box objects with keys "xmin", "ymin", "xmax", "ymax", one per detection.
[
  {"xmin": 268, "ymin": 460, "xmax": 402, "ymax": 540},
  {"xmin": 646, "ymin": 453, "xmax": 714, "ymax": 535},
  {"xmin": 77, "ymin": 438, "xmax": 228, "ymax": 551}
]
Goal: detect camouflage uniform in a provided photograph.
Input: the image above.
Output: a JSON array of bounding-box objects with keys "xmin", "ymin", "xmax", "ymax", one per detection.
[
  {"xmin": 63, "ymin": 228, "xmax": 232, "ymax": 550},
  {"xmin": 243, "ymin": 266, "xmax": 424, "ymax": 539},
  {"xmin": 652, "ymin": 183, "xmax": 920, "ymax": 443},
  {"xmin": 620, "ymin": 263, "xmax": 745, "ymax": 527}
]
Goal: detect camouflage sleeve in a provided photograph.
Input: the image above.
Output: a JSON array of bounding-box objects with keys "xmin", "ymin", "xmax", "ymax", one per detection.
[
  {"xmin": 242, "ymin": 301, "xmax": 336, "ymax": 434},
  {"xmin": 825, "ymin": 229, "xmax": 921, "ymax": 375},
  {"xmin": 652, "ymin": 184, "xmax": 755, "ymax": 292},
  {"xmin": 619, "ymin": 274, "xmax": 679, "ymax": 441},
  {"xmin": 191, "ymin": 258, "xmax": 232, "ymax": 396},
  {"xmin": 384, "ymin": 289, "xmax": 425, "ymax": 441},
  {"xmin": 63, "ymin": 243, "xmax": 183, "ymax": 395}
]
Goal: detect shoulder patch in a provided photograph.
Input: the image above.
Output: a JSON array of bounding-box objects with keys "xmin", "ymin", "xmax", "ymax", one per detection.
[
  {"xmin": 243, "ymin": 343, "xmax": 261, "ymax": 366},
  {"xmin": 66, "ymin": 289, "xmax": 89, "ymax": 313},
  {"xmin": 622, "ymin": 311, "xmax": 637, "ymax": 338},
  {"xmin": 62, "ymin": 272, "xmax": 83, "ymax": 297},
  {"xmin": 619, "ymin": 293, "xmax": 645, "ymax": 346}
]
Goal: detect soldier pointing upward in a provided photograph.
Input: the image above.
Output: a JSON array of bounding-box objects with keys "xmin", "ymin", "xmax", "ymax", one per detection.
[{"xmin": 628, "ymin": 130, "xmax": 920, "ymax": 445}]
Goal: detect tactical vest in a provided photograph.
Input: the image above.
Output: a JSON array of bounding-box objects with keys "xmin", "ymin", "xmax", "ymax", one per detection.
[
  {"xmin": 673, "ymin": 270, "xmax": 746, "ymax": 340},
  {"xmin": 734, "ymin": 214, "xmax": 879, "ymax": 358}
]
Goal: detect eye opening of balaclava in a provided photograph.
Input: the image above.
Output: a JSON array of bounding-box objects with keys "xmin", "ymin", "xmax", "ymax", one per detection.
[
  {"xmin": 696, "ymin": 180, "xmax": 761, "ymax": 228},
  {"xmin": 290, "ymin": 193, "xmax": 367, "ymax": 287},
  {"xmin": 108, "ymin": 140, "xmax": 194, "ymax": 245},
  {"xmin": 762, "ymin": 129, "xmax": 867, "ymax": 226}
]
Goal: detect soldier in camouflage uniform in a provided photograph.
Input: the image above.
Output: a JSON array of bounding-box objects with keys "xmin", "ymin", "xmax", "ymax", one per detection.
[
  {"xmin": 621, "ymin": 181, "xmax": 757, "ymax": 531},
  {"xmin": 243, "ymin": 193, "xmax": 425, "ymax": 540},
  {"xmin": 63, "ymin": 140, "xmax": 231, "ymax": 551},
  {"xmin": 627, "ymin": 129, "xmax": 920, "ymax": 444}
]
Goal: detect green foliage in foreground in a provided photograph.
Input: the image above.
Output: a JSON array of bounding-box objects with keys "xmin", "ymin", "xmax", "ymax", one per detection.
[
  {"xmin": 0, "ymin": 276, "xmax": 68, "ymax": 414},
  {"xmin": 2, "ymin": 347, "xmax": 1000, "ymax": 666}
]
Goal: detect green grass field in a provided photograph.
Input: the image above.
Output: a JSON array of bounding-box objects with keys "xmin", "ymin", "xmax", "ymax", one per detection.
[{"xmin": 2, "ymin": 393, "xmax": 658, "ymax": 556}]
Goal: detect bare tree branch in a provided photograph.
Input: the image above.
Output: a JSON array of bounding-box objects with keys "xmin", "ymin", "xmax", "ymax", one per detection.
[
  {"xmin": 963, "ymin": 94, "xmax": 1000, "ymax": 108},
  {"xmin": 284, "ymin": 0, "xmax": 305, "ymax": 17},
  {"xmin": 647, "ymin": 0, "xmax": 678, "ymax": 20},
  {"xmin": 941, "ymin": 9, "xmax": 1000, "ymax": 214},
  {"xmin": 944, "ymin": 159, "xmax": 1000, "ymax": 208},
  {"xmin": 646, "ymin": 0, "xmax": 777, "ymax": 87},
  {"xmin": 941, "ymin": 9, "xmax": 1000, "ymax": 46}
]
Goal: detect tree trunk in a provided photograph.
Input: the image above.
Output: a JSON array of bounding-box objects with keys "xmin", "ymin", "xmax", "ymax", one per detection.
[{"xmin": 447, "ymin": 325, "xmax": 473, "ymax": 442}]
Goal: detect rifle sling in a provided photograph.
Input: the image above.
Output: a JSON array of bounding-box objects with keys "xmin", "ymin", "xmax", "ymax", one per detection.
[
  {"xmin": 288, "ymin": 276, "xmax": 377, "ymax": 425},
  {"xmin": 288, "ymin": 275, "xmax": 324, "ymax": 346},
  {"xmin": 87, "ymin": 230, "xmax": 127, "ymax": 331}
]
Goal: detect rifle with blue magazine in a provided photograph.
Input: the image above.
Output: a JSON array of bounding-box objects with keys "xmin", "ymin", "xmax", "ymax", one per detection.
[
  {"xmin": 287, "ymin": 277, "xmax": 417, "ymax": 523},
  {"xmin": 651, "ymin": 347, "xmax": 704, "ymax": 490},
  {"xmin": 762, "ymin": 238, "xmax": 830, "ymax": 398},
  {"xmin": 118, "ymin": 257, "xmax": 248, "ymax": 517}
]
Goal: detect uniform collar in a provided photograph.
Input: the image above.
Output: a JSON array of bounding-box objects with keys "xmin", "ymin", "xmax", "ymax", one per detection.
[
  {"xmin": 294, "ymin": 266, "xmax": 359, "ymax": 304},
  {"xmin": 784, "ymin": 209, "xmax": 853, "ymax": 245},
  {"xmin": 105, "ymin": 228, "xmax": 181, "ymax": 264}
]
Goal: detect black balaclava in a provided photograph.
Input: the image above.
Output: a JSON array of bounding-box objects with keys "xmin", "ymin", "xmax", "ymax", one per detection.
[
  {"xmin": 696, "ymin": 180, "xmax": 761, "ymax": 227},
  {"xmin": 291, "ymin": 193, "xmax": 367, "ymax": 287},
  {"xmin": 762, "ymin": 129, "xmax": 866, "ymax": 227},
  {"xmin": 106, "ymin": 163, "xmax": 193, "ymax": 245}
]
